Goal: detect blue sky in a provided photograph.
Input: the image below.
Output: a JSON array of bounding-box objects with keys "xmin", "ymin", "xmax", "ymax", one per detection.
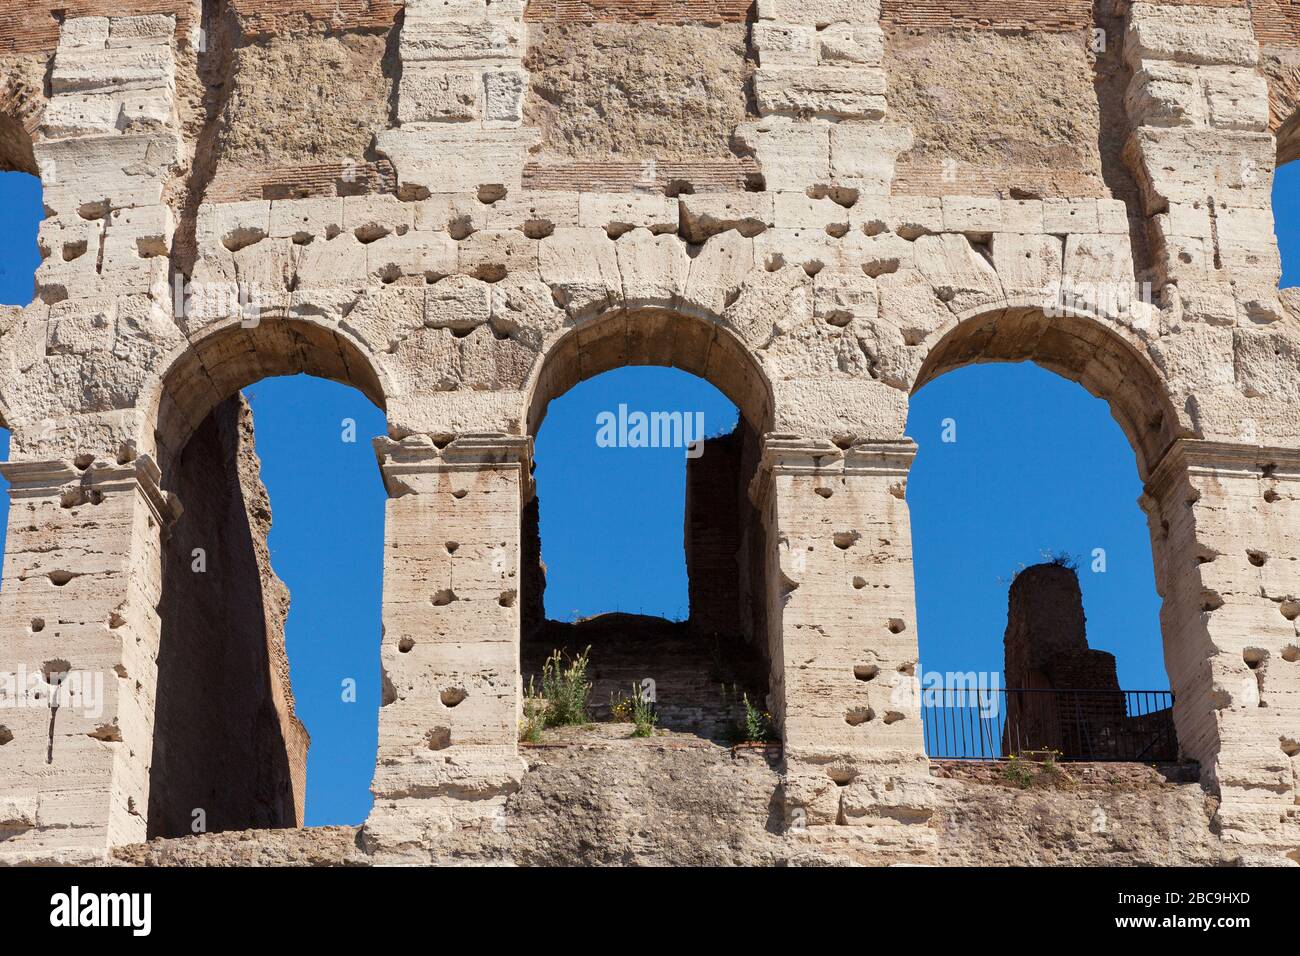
[{"xmin": 0, "ymin": 163, "xmax": 1295, "ymax": 825}]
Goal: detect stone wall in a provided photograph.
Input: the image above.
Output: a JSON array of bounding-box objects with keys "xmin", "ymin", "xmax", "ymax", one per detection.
[
  {"xmin": 151, "ymin": 395, "xmax": 306, "ymax": 838},
  {"xmin": 0, "ymin": 0, "xmax": 1297, "ymax": 866}
]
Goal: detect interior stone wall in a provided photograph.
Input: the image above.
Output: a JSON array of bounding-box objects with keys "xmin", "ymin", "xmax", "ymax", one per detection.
[{"xmin": 151, "ymin": 395, "xmax": 306, "ymax": 838}]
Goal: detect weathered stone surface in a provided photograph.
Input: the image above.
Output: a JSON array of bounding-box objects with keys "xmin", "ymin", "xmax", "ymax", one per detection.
[{"xmin": 0, "ymin": 2, "xmax": 1296, "ymax": 869}]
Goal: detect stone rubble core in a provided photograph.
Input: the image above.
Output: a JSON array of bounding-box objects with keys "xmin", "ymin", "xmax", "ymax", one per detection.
[{"xmin": 0, "ymin": 0, "xmax": 1296, "ymax": 866}]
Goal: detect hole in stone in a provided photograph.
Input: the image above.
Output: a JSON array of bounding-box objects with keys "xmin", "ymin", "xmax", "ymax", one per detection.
[
  {"xmin": 802, "ymin": 260, "xmax": 824, "ymax": 277},
  {"xmin": 427, "ymin": 727, "xmax": 452, "ymax": 750},
  {"xmin": 448, "ymin": 216, "xmax": 476, "ymax": 240},
  {"xmin": 473, "ymin": 263, "xmax": 508, "ymax": 283},
  {"xmin": 845, "ymin": 706, "xmax": 874, "ymax": 726},
  {"xmin": 825, "ymin": 222, "xmax": 849, "ymax": 239},
  {"xmin": 48, "ymin": 570, "xmax": 76, "ymax": 586},
  {"xmin": 883, "ymin": 711, "xmax": 905, "ymax": 724},
  {"xmin": 73, "ymin": 453, "xmax": 93, "ymax": 470},
  {"xmin": 78, "ymin": 200, "xmax": 110, "ymax": 221},
  {"xmin": 833, "ymin": 531, "xmax": 859, "ymax": 549},
  {"xmin": 827, "ymin": 765, "xmax": 857, "ymax": 785},
  {"xmin": 398, "ymin": 637, "xmax": 415, "ymax": 653},
  {"xmin": 1243, "ymin": 647, "xmax": 1267, "ymax": 669},
  {"xmin": 1282, "ymin": 644, "xmax": 1300, "ymax": 663},
  {"xmin": 887, "ymin": 618, "xmax": 906, "ymax": 634},
  {"xmin": 852, "ymin": 576, "xmax": 867, "ymax": 589},
  {"xmin": 1264, "ymin": 488, "xmax": 1280, "ymax": 503},
  {"xmin": 1246, "ymin": 549, "xmax": 1267, "ymax": 567},
  {"xmin": 498, "ymin": 590, "xmax": 516, "ymax": 608},
  {"xmin": 1280, "ymin": 600, "xmax": 1300, "ymax": 621},
  {"xmin": 62, "ymin": 239, "xmax": 87, "ymax": 261},
  {"xmin": 0, "ymin": 726, "xmax": 11, "ymax": 745},
  {"xmin": 764, "ymin": 252, "xmax": 785, "ymax": 272},
  {"xmin": 441, "ymin": 687, "xmax": 468, "ymax": 707},
  {"xmin": 353, "ymin": 223, "xmax": 387, "ymax": 244},
  {"xmin": 1201, "ymin": 591, "xmax": 1224, "ymax": 612},
  {"xmin": 814, "ymin": 486, "xmax": 833, "ymax": 498},
  {"xmin": 452, "ymin": 488, "xmax": 468, "ymax": 499},
  {"xmin": 30, "ymin": 618, "xmax": 44, "ymax": 633},
  {"xmin": 477, "ymin": 184, "xmax": 507, "ymax": 204},
  {"xmin": 431, "ymin": 589, "xmax": 459, "ymax": 607},
  {"xmin": 42, "ymin": 659, "xmax": 71, "ymax": 685},
  {"xmin": 522, "ymin": 219, "xmax": 554, "ymax": 240},
  {"xmin": 853, "ymin": 664, "xmax": 878, "ymax": 681},
  {"xmin": 445, "ymin": 541, "xmax": 459, "ymax": 553},
  {"xmin": 222, "ymin": 227, "xmax": 266, "ymax": 252}
]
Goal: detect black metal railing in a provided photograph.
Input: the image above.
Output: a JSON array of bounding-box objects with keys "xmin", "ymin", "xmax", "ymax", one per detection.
[{"xmin": 921, "ymin": 688, "xmax": 1177, "ymax": 762}]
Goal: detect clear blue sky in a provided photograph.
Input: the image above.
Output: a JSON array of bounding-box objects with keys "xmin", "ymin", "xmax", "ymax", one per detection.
[{"xmin": 0, "ymin": 162, "xmax": 1295, "ymax": 825}]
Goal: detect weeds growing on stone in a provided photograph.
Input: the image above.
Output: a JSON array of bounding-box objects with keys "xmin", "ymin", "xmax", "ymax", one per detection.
[
  {"xmin": 630, "ymin": 683, "xmax": 656, "ymax": 738},
  {"xmin": 740, "ymin": 693, "xmax": 778, "ymax": 744},
  {"xmin": 541, "ymin": 646, "xmax": 592, "ymax": 726}
]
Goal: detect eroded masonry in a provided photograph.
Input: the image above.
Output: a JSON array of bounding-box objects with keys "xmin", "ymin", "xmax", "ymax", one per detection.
[{"xmin": 0, "ymin": 0, "xmax": 1298, "ymax": 866}]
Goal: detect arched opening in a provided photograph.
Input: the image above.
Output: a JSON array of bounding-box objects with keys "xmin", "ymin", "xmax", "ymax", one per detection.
[
  {"xmin": 145, "ymin": 321, "xmax": 387, "ymax": 837},
  {"xmin": 1275, "ymin": 155, "xmax": 1298, "ymax": 288},
  {"xmin": 521, "ymin": 309, "xmax": 777, "ymax": 742},
  {"xmin": 0, "ymin": 165, "xmax": 41, "ymax": 593},
  {"xmin": 909, "ymin": 310, "xmax": 1180, "ymax": 763}
]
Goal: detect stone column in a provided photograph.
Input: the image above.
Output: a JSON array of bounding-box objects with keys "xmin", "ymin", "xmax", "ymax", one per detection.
[
  {"xmin": 0, "ymin": 456, "xmax": 179, "ymax": 863},
  {"xmin": 363, "ymin": 433, "xmax": 530, "ymax": 862},
  {"xmin": 756, "ymin": 437, "xmax": 934, "ymax": 861},
  {"xmin": 1142, "ymin": 439, "xmax": 1300, "ymax": 863}
]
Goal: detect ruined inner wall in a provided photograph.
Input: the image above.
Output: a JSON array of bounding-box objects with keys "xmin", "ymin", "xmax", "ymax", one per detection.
[
  {"xmin": 0, "ymin": 0, "xmax": 1297, "ymax": 866},
  {"xmin": 152, "ymin": 395, "xmax": 306, "ymax": 838}
]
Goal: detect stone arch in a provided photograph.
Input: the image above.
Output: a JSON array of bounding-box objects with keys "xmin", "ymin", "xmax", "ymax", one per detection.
[
  {"xmin": 524, "ymin": 306, "xmax": 776, "ymax": 439},
  {"xmin": 907, "ymin": 304, "xmax": 1194, "ymax": 763},
  {"xmin": 912, "ymin": 305, "xmax": 1183, "ymax": 481},
  {"xmin": 144, "ymin": 315, "xmax": 393, "ymax": 474},
  {"xmin": 141, "ymin": 315, "xmax": 390, "ymax": 838},
  {"xmin": 519, "ymin": 305, "xmax": 780, "ymax": 729}
]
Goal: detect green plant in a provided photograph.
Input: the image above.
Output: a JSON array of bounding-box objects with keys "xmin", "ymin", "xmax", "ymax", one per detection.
[
  {"xmin": 740, "ymin": 693, "xmax": 778, "ymax": 744},
  {"xmin": 609, "ymin": 689, "xmax": 634, "ymax": 722},
  {"xmin": 540, "ymin": 646, "xmax": 592, "ymax": 726},
  {"xmin": 630, "ymin": 683, "xmax": 656, "ymax": 738},
  {"xmin": 519, "ymin": 676, "xmax": 546, "ymax": 743},
  {"xmin": 1002, "ymin": 754, "xmax": 1035, "ymax": 788}
]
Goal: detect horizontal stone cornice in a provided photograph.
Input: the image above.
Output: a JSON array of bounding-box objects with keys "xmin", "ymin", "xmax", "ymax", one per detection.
[
  {"xmin": 1145, "ymin": 438, "xmax": 1300, "ymax": 501},
  {"xmin": 374, "ymin": 433, "xmax": 534, "ymax": 497},
  {"xmin": 0, "ymin": 454, "xmax": 181, "ymax": 527}
]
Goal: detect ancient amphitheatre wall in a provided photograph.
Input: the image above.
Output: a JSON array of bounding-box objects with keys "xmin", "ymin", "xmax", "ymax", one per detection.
[{"xmin": 0, "ymin": 0, "xmax": 1296, "ymax": 866}]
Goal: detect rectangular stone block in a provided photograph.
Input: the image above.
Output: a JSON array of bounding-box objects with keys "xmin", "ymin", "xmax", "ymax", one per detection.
[{"xmin": 754, "ymin": 67, "xmax": 886, "ymax": 119}]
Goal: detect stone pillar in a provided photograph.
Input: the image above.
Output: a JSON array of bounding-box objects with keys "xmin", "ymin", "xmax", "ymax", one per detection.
[
  {"xmin": 1142, "ymin": 439, "xmax": 1300, "ymax": 863},
  {"xmin": 0, "ymin": 456, "xmax": 179, "ymax": 863},
  {"xmin": 757, "ymin": 437, "xmax": 934, "ymax": 861},
  {"xmin": 363, "ymin": 434, "xmax": 530, "ymax": 862}
]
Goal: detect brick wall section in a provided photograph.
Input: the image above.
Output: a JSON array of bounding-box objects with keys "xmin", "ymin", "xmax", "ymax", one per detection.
[
  {"xmin": 1253, "ymin": 0, "xmax": 1300, "ymax": 47},
  {"xmin": 0, "ymin": 2, "xmax": 193, "ymax": 54},
  {"xmin": 523, "ymin": 0, "xmax": 752, "ymax": 23},
  {"xmin": 685, "ymin": 429, "xmax": 742, "ymax": 637},
  {"xmin": 879, "ymin": 0, "xmax": 1092, "ymax": 31},
  {"xmin": 206, "ymin": 160, "xmax": 398, "ymax": 203}
]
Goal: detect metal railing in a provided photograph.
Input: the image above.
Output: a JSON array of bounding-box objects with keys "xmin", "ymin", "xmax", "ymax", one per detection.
[{"xmin": 921, "ymin": 687, "xmax": 1177, "ymax": 762}]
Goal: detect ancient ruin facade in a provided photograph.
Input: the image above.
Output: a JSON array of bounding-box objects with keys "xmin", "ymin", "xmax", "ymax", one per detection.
[{"xmin": 0, "ymin": 0, "xmax": 1297, "ymax": 866}]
